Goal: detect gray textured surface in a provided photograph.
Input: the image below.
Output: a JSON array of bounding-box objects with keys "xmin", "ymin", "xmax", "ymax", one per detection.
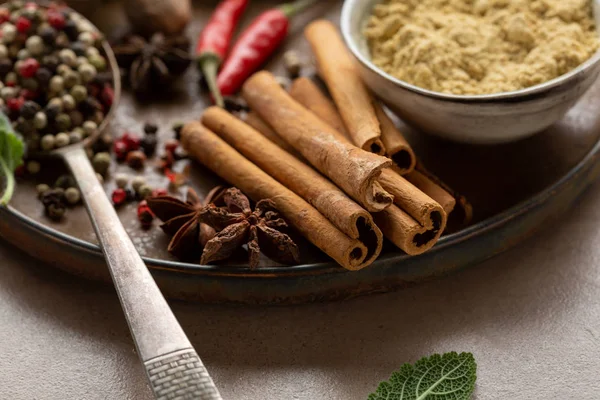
[{"xmin": 2, "ymin": 183, "xmax": 600, "ymax": 400}]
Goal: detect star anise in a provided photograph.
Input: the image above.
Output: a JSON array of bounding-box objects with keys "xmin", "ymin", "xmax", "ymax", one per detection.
[
  {"xmin": 112, "ymin": 33, "xmax": 191, "ymax": 94},
  {"xmin": 147, "ymin": 187, "xmax": 300, "ymax": 268},
  {"xmin": 147, "ymin": 186, "xmax": 225, "ymax": 260},
  {"xmin": 198, "ymin": 188, "xmax": 300, "ymax": 268}
]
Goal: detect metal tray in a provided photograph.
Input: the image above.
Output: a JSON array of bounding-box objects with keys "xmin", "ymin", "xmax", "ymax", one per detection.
[{"xmin": 1, "ymin": 0, "xmax": 600, "ymax": 304}]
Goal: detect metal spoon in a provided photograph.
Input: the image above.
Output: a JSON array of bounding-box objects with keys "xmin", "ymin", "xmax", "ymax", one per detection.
[{"xmin": 33, "ymin": 11, "xmax": 222, "ymax": 400}]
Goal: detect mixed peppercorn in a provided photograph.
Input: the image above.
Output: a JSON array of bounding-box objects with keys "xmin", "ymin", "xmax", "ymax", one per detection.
[{"xmin": 0, "ymin": 1, "xmax": 113, "ymax": 152}]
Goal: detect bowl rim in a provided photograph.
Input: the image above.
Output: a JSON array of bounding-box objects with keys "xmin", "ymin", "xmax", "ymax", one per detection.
[{"xmin": 340, "ymin": 0, "xmax": 600, "ymax": 102}]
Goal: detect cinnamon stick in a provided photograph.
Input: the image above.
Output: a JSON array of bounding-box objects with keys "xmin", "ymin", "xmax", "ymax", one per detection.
[
  {"xmin": 181, "ymin": 121, "xmax": 372, "ymax": 271},
  {"xmin": 202, "ymin": 106, "xmax": 383, "ymax": 265},
  {"xmin": 243, "ymin": 111, "xmax": 299, "ymax": 156},
  {"xmin": 410, "ymin": 162, "xmax": 473, "ymax": 232},
  {"xmin": 242, "ymin": 71, "xmax": 393, "ymax": 213},
  {"xmin": 373, "ymin": 204, "xmax": 444, "ymax": 256},
  {"xmin": 405, "ymin": 170, "xmax": 456, "ymax": 217},
  {"xmin": 289, "ymin": 77, "xmax": 350, "ymax": 139},
  {"xmin": 305, "ymin": 20, "xmax": 385, "ymax": 155},
  {"xmin": 373, "ymin": 104, "xmax": 416, "ymax": 174},
  {"xmin": 379, "ymin": 169, "xmax": 447, "ymax": 232}
]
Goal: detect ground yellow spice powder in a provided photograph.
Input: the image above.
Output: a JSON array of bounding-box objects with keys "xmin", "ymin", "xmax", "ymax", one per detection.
[{"xmin": 364, "ymin": 0, "xmax": 600, "ymax": 95}]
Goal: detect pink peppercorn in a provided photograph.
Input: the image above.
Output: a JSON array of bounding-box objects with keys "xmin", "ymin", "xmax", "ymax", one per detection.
[
  {"xmin": 120, "ymin": 132, "xmax": 141, "ymax": 152},
  {"xmin": 19, "ymin": 58, "xmax": 39, "ymax": 78},
  {"xmin": 7, "ymin": 97, "xmax": 24, "ymax": 112},
  {"xmin": 164, "ymin": 139, "xmax": 179, "ymax": 154},
  {"xmin": 101, "ymin": 85, "xmax": 114, "ymax": 108},
  {"xmin": 47, "ymin": 11, "xmax": 65, "ymax": 29},
  {"xmin": 111, "ymin": 188, "xmax": 127, "ymax": 207},
  {"xmin": 15, "ymin": 16, "xmax": 32, "ymax": 33},
  {"xmin": 20, "ymin": 89, "xmax": 37, "ymax": 100},
  {"xmin": 137, "ymin": 200, "xmax": 155, "ymax": 229},
  {"xmin": 113, "ymin": 140, "xmax": 128, "ymax": 162},
  {"xmin": 0, "ymin": 9, "xmax": 10, "ymax": 24}
]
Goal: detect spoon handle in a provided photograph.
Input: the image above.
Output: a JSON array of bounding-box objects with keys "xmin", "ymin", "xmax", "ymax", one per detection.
[{"xmin": 63, "ymin": 147, "xmax": 222, "ymax": 400}]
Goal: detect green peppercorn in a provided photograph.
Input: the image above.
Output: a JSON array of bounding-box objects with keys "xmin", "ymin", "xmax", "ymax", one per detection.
[
  {"xmin": 59, "ymin": 48, "xmax": 77, "ymax": 67},
  {"xmin": 34, "ymin": 111, "xmax": 47, "ymax": 130},
  {"xmin": 0, "ymin": 44, "xmax": 8, "ymax": 59},
  {"xmin": 70, "ymin": 84, "xmax": 87, "ymax": 102},
  {"xmin": 63, "ymin": 71, "xmax": 80, "ymax": 89},
  {"xmin": 55, "ymin": 132, "xmax": 70, "ymax": 148},
  {"xmin": 25, "ymin": 35, "xmax": 44, "ymax": 56},
  {"xmin": 115, "ymin": 173, "xmax": 129, "ymax": 189},
  {"xmin": 40, "ymin": 134, "xmax": 55, "ymax": 151},
  {"xmin": 85, "ymin": 47, "xmax": 99, "ymax": 58},
  {"xmin": 62, "ymin": 94, "xmax": 76, "ymax": 111},
  {"xmin": 17, "ymin": 49, "xmax": 30, "ymax": 60},
  {"xmin": 36, "ymin": 183, "xmax": 50, "ymax": 197},
  {"xmin": 138, "ymin": 184, "xmax": 153, "ymax": 200},
  {"xmin": 26, "ymin": 160, "xmax": 41, "ymax": 175},
  {"xmin": 92, "ymin": 152, "xmax": 111, "ymax": 175},
  {"xmin": 49, "ymin": 75, "xmax": 64, "ymax": 93},
  {"xmin": 5, "ymin": 71, "xmax": 17, "ymax": 86},
  {"xmin": 21, "ymin": 78, "xmax": 38, "ymax": 91},
  {"xmin": 88, "ymin": 54, "xmax": 106, "ymax": 71},
  {"xmin": 69, "ymin": 110, "xmax": 83, "ymax": 127},
  {"xmin": 131, "ymin": 176, "xmax": 146, "ymax": 193},
  {"xmin": 54, "ymin": 175, "xmax": 76, "ymax": 189},
  {"xmin": 55, "ymin": 113, "xmax": 72, "ymax": 131},
  {"xmin": 78, "ymin": 63, "xmax": 96, "ymax": 83},
  {"xmin": 64, "ymin": 187, "xmax": 81, "ymax": 205},
  {"xmin": 69, "ymin": 130, "xmax": 82, "ymax": 144},
  {"xmin": 46, "ymin": 203, "xmax": 66, "ymax": 221}
]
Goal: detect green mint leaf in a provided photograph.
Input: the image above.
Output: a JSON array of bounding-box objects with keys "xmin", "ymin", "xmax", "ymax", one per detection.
[
  {"xmin": 0, "ymin": 112, "xmax": 24, "ymax": 206},
  {"xmin": 368, "ymin": 352, "xmax": 477, "ymax": 400}
]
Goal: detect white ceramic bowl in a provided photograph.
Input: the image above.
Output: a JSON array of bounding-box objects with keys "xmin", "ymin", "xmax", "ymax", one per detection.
[{"xmin": 340, "ymin": 0, "xmax": 600, "ymax": 144}]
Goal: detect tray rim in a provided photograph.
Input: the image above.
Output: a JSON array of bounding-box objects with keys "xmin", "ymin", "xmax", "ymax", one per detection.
[{"xmin": 4, "ymin": 133, "xmax": 600, "ymax": 277}]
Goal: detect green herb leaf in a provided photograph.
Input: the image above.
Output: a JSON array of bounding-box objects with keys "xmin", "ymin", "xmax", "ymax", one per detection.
[
  {"xmin": 0, "ymin": 112, "xmax": 24, "ymax": 206},
  {"xmin": 367, "ymin": 352, "xmax": 477, "ymax": 400}
]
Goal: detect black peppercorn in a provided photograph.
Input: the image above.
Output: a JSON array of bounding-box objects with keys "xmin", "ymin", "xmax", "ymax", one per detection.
[
  {"xmin": 172, "ymin": 122, "xmax": 184, "ymax": 140},
  {"xmin": 35, "ymin": 67, "xmax": 52, "ymax": 84},
  {"xmin": 15, "ymin": 118, "xmax": 34, "ymax": 135},
  {"xmin": 70, "ymin": 41, "xmax": 86, "ymax": 56},
  {"xmin": 223, "ymin": 96, "xmax": 249, "ymax": 113},
  {"xmin": 79, "ymin": 96, "xmax": 101, "ymax": 115},
  {"xmin": 140, "ymin": 135, "xmax": 157, "ymax": 157},
  {"xmin": 45, "ymin": 104, "xmax": 60, "ymax": 120},
  {"xmin": 20, "ymin": 101, "xmax": 40, "ymax": 119},
  {"xmin": 54, "ymin": 174, "xmax": 76, "ymax": 189},
  {"xmin": 46, "ymin": 203, "xmax": 66, "ymax": 221},
  {"xmin": 125, "ymin": 188, "xmax": 136, "ymax": 202},
  {"xmin": 63, "ymin": 20, "xmax": 79, "ymax": 41},
  {"xmin": 39, "ymin": 26, "xmax": 57, "ymax": 45},
  {"xmin": 91, "ymin": 133, "xmax": 113, "ymax": 153},
  {"xmin": 143, "ymin": 123, "xmax": 158, "ymax": 135},
  {"xmin": 0, "ymin": 59, "xmax": 13, "ymax": 77}
]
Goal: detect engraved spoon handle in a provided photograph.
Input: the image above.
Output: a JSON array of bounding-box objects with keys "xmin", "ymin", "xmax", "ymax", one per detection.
[{"xmin": 63, "ymin": 147, "xmax": 222, "ymax": 400}]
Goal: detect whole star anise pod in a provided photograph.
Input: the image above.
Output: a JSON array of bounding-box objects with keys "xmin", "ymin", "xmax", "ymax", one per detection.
[
  {"xmin": 148, "ymin": 187, "xmax": 300, "ymax": 268},
  {"xmin": 112, "ymin": 33, "xmax": 191, "ymax": 94},
  {"xmin": 147, "ymin": 186, "xmax": 225, "ymax": 260},
  {"xmin": 198, "ymin": 188, "xmax": 300, "ymax": 268}
]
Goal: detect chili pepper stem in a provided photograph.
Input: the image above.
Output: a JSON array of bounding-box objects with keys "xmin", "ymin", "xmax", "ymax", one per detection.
[
  {"xmin": 198, "ymin": 53, "xmax": 224, "ymax": 108},
  {"xmin": 279, "ymin": 0, "xmax": 319, "ymax": 18}
]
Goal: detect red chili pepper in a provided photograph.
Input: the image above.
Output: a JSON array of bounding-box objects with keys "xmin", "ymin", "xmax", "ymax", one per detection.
[
  {"xmin": 196, "ymin": 0, "xmax": 248, "ymax": 107},
  {"xmin": 216, "ymin": 0, "xmax": 316, "ymax": 98}
]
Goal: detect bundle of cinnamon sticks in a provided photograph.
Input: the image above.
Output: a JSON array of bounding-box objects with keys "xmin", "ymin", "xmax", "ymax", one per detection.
[{"xmin": 180, "ymin": 19, "xmax": 471, "ymax": 271}]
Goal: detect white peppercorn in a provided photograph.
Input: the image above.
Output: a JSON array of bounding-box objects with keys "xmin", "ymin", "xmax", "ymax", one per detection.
[
  {"xmin": 49, "ymin": 75, "xmax": 64, "ymax": 93},
  {"xmin": 25, "ymin": 35, "xmax": 43, "ymax": 56},
  {"xmin": 36, "ymin": 183, "xmax": 50, "ymax": 196},
  {"xmin": 78, "ymin": 63, "xmax": 96, "ymax": 83},
  {"xmin": 78, "ymin": 32, "xmax": 95, "ymax": 47},
  {"xmin": 62, "ymin": 94, "xmax": 76, "ymax": 111},
  {"xmin": 70, "ymin": 85, "xmax": 87, "ymax": 102},
  {"xmin": 82, "ymin": 120, "xmax": 97, "ymax": 136},
  {"xmin": 59, "ymin": 48, "xmax": 77, "ymax": 66},
  {"xmin": 2, "ymin": 24, "xmax": 16, "ymax": 43},
  {"xmin": 115, "ymin": 173, "xmax": 129, "ymax": 189},
  {"xmin": 69, "ymin": 130, "xmax": 82, "ymax": 144},
  {"xmin": 85, "ymin": 47, "xmax": 99, "ymax": 58},
  {"xmin": 63, "ymin": 71, "xmax": 80, "ymax": 89},
  {"xmin": 55, "ymin": 132, "xmax": 70, "ymax": 148},
  {"xmin": 16, "ymin": 48, "xmax": 30, "ymax": 60},
  {"xmin": 0, "ymin": 44, "xmax": 7, "ymax": 59},
  {"xmin": 33, "ymin": 111, "xmax": 47, "ymax": 129},
  {"xmin": 131, "ymin": 176, "xmax": 146, "ymax": 193},
  {"xmin": 56, "ymin": 64, "xmax": 71, "ymax": 76}
]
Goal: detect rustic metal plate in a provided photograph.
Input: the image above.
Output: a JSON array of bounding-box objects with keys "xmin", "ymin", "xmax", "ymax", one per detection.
[{"xmin": 1, "ymin": 1, "xmax": 600, "ymax": 304}]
